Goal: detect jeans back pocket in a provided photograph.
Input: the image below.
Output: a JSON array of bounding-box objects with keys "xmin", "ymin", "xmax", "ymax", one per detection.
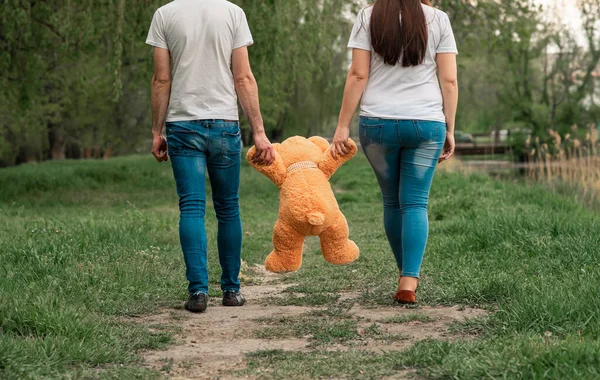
[
  {"xmin": 413, "ymin": 121, "xmax": 443, "ymax": 142},
  {"xmin": 166, "ymin": 124, "xmax": 202, "ymax": 155},
  {"xmin": 359, "ymin": 119, "xmax": 383, "ymax": 147},
  {"xmin": 221, "ymin": 128, "xmax": 242, "ymax": 155}
]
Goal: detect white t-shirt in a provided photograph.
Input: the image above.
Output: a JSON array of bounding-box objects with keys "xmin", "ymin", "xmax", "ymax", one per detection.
[
  {"xmin": 146, "ymin": 0, "xmax": 253, "ymax": 122},
  {"xmin": 348, "ymin": 5, "xmax": 458, "ymax": 123}
]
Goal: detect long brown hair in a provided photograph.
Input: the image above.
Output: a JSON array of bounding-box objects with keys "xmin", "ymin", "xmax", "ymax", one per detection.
[{"xmin": 370, "ymin": 0, "xmax": 431, "ymax": 67}]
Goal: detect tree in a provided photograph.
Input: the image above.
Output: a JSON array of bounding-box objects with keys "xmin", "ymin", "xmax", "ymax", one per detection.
[
  {"xmin": 0, "ymin": 0, "xmax": 159, "ymax": 165},
  {"xmin": 234, "ymin": 0, "xmax": 353, "ymax": 142},
  {"xmin": 0, "ymin": 0, "xmax": 353, "ymax": 166},
  {"xmin": 2, "ymin": 0, "xmax": 598, "ymax": 166}
]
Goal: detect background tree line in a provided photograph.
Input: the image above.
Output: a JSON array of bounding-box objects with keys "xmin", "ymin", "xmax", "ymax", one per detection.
[{"xmin": 1, "ymin": 0, "xmax": 599, "ymax": 167}]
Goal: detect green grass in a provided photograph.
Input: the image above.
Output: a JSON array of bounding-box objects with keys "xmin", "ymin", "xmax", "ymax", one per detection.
[
  {"xmin": 254, "ymin": 315, "xmax": 360, "ymax": 345},
  {"xmin": 243, "ymin": 337, "xmax": 600, "ymax": 379},
  {"xmin": 1, "ymin": 153, "xmax": 600, "ymax": 378},
  {"xmin": 253, "ymin": 306, "xmax": 407, "ymax": 347}
]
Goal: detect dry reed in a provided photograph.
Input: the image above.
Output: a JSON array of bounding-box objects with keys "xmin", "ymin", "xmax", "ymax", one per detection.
[{"xmin": 526, "ymin": 125, "xmax": 600, "ymax": 207}]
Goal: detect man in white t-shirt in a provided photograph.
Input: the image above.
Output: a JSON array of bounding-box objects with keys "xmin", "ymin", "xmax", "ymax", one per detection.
[{"xmin": 146, "ymin": 0, "xmax": 274, "ymax": 313}]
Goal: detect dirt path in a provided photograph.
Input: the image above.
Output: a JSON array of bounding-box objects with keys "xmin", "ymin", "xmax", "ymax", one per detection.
[{"xmin": 139, "ymin": 265, "xmax": 488, "ymax": 379}]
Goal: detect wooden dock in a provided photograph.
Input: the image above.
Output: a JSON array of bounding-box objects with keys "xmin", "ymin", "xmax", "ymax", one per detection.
[{"xmin": 454, "ymin": 143, "xmax": 508, "ymax": 156}]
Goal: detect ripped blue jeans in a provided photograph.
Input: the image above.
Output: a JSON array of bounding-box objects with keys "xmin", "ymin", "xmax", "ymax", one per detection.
[
  {"xmin": 166, "ymin": 120, "xmax": 243, "ymax": 295},
  {"xmin": 359, "ymin": 117, "xmax": 446, "ymax": 278}
]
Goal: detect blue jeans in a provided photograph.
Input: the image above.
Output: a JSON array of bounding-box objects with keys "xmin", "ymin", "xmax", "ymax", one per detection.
[
  {"xmin": 166, "ymin": 120, "xmax": 243, "ymax": 295},
  {"xmin": 359, "ymin": 117, "xmax": 446, "ymax": 278}
]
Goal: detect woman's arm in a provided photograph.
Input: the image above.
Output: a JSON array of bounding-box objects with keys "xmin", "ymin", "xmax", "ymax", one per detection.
[
  {"xmin": 436, "ymin": 53, "xmax": 458, "ymax": 162},
  {"xmin": 331, "ymin": 49, "xmax": 371, "ymax": 159}
]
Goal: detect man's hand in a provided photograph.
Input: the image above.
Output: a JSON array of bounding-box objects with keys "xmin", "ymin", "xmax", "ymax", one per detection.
[
  {"xmin": 152, "ymin": 134, "xmax": 169, "ymax": 162},
  {"xmin": 331, "ymin": 126, "xmax": 351, "ymax": 159},
  {"xmin": 439, "ymin": 133, "xmax": 455, "ymax": 163},
  {"xmin": 251, "ymin": 132, "xmax": 275, "ymax": 165}
]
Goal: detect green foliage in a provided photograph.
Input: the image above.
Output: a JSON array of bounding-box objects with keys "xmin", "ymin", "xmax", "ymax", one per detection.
[
  {"xmin": 0, "ymin": 0, "xmax": 160, "ymax": 166},
  {"xmin": 0, "ymin": 0, "xmax": 353, "ymax": 166},
  {"xmin": 233, "ymin": 0, "xmax": 353, "ymax": 140},
  {"xmin": 455, "ymin": 0, "xmax": 600, "ymax": 138},
  {"xmin": 2, "ymin": 0, "xmax": 600, "ymax": 166}
]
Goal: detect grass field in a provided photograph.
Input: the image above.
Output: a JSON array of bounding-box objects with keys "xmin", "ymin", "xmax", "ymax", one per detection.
[{"xmin": 1, "ymin": 153, "xmax": 600, "ymax": 379}]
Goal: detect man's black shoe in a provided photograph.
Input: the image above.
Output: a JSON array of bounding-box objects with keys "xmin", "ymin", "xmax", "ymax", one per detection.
[
  {"xmin": 222, "ymin": 291, "xmax": 246, "ymax": 306},
  {"xmin": 185, "ymin": 292, "xmax": 208, "ymax": 313}
]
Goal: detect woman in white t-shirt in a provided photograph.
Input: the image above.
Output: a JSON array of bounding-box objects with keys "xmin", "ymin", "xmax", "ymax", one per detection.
[{"xmin": 331, "ymin": 0, "xmax": 458, "ymax": 304}]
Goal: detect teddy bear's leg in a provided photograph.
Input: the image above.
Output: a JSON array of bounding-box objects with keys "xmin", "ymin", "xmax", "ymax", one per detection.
[
  {"xmin": 265, "ymin": 219, "xmax": 305, "ymax": 273},
  {"xmin": 319, "ymin": 212, "xmax": 359, "ymax": 265}
]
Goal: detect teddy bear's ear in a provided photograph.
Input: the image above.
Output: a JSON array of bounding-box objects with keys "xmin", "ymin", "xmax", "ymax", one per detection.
[{"xmin": 308, "ymin": 136, "xmax": 330, "ymax": 153}]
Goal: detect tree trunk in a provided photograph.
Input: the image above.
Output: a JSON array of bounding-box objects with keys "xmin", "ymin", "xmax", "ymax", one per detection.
[
  {"xmin": 102, "ymin": 147, "xmax": 112, "ymax": 159},
  {"xmin": 25, "ymin": 154, "xmax": 38, "ymax": 163},
  {"xmin": 494, "ymin": 118, "xmax": 502, "ymax": 145},
  {"xmin": 242, "ymin": 128, "xmax": 252, "ymax": 147},
  {"xmin": 270, "ymin": 112, "xmax": 286, "ymax": 142},
  {"xmin": 49, "ymin": 125, "xmax": 66, "ymax": 160}
]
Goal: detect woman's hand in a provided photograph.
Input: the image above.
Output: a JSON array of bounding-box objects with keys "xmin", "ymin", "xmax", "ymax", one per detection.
[
  {"xmin": 438, "ymin": 133, "xmax": 455, "ymax": 163},
  {"xmin": 331, "ymin": 126, "xmax": 351, "ymax": 159}
]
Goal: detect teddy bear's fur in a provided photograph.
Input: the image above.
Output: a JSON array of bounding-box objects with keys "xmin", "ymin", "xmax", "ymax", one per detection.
[{"xmin": 247, "ymin": 136, "xmax": 360, "ymax": 273}]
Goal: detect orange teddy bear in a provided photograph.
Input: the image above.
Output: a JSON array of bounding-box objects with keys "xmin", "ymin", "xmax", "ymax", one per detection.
[{"xmin": 247, "ymin": 136, "xmax": 360, "ymax": 273}]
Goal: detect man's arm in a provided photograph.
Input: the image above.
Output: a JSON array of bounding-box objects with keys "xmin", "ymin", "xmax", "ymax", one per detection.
[
  {"xmin": 231, "ymin": 46, "xmax": 274, "ymax": 166},
  {"xmin": 151, "ymin": 47, "xmax": 171, "ymax": 162}
]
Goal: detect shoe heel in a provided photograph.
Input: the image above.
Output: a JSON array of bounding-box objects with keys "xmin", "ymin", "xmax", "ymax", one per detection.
[{"xmin": 394, "ymin": 290, "xmax": 416, "ymax": 304}]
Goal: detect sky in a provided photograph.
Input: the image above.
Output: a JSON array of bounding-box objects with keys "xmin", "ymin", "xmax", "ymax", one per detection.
[
  {"xmin": 536, "ymin": 0, "xmax": 581, "ymax": 23},
  {"xmin": 535, "ymin": 0, "xmax": 586, "ymax": 44}
]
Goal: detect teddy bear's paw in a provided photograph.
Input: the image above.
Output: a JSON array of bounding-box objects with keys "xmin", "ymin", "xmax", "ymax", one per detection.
[
  {"xmin": 346, "ymin": 240, "xmax": 360, "ymax": 262},
  {"xmin": 265, "ymin": 251, "xmax": 302, "ymax": 273},
  {"xmin": 323, "ymin": 240, "xmax": 360, "ymax": 266}
]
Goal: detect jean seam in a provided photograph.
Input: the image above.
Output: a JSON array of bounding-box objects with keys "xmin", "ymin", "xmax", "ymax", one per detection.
[
  {"xmin": 207, "ymin": 120, "xmax": 239, "ymax": 127},
  {"xmin": 190, "ymin": 291, "xmax": 208, "ymax": 296},
  {"xmin": 401, "ymin": 272, "xmax": 420, "ymax": 278},
  {"xmin": 168, "ymin": 150, "xmax": 203, "ymax": 157}
]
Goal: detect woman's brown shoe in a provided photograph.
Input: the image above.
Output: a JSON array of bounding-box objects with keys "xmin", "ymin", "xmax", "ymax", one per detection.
[{"xmin": 394, "ymin": 290, "xmax": 417, "ymax": 304}]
